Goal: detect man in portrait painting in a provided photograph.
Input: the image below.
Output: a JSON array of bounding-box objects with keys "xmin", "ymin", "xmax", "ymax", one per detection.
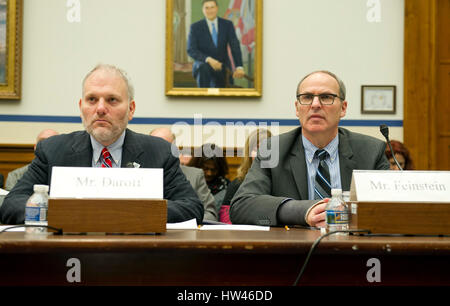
[{"xmin": 187, "ymin": 0, "xmax": 245, "ymax": 88}]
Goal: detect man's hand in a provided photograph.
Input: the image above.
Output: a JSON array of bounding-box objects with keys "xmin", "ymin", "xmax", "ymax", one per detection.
[
  {"xmin": 233, "ymin": 68, "xmax": 245, "ymax": 79},
  {"xmin": 306, "ymin": 199, "xmax": 329, "ymax": 228},
  {"xmin": 206, "ymin": 57, "xmax": 222, "ymax": 71}
]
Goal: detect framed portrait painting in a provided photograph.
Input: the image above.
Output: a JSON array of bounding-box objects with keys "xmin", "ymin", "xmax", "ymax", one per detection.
[
  {"xmin": 165, "ymin": 0, "xmax": 262, "ymax": 97},
  {"xmin": 0, "ymin": 0, "xmax": 22, "ymax": 100}
]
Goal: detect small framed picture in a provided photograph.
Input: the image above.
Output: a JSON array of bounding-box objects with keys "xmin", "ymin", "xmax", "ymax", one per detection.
[{"xmin": 361, "ymin": 85, "xmax": 396, "ymax": 114}]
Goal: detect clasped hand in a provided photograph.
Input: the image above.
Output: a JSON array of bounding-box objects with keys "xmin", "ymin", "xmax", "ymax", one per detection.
[{"xmin": 306, "ymin": 199, "xmax": 329, "ymax": 228}]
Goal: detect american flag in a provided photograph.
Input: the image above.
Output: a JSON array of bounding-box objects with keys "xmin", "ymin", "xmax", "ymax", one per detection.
[{"xmin": 224, "ymin": 0, "xmax": 255, "ymax": 57}]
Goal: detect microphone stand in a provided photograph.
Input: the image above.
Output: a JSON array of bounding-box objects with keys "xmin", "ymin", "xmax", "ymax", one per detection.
[{"xmin": 379, "ymin": 124, "xmax": 403, "ymax": 171}]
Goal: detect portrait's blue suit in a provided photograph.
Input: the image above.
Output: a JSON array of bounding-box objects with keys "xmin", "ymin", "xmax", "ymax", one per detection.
[{"xmin": 187, "ymin": 17, "xmax": 243, "ymax": 88}]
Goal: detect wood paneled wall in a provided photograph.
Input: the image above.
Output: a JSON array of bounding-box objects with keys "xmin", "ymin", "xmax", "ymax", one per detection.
[
  {"xmin": 436, "ymin": 0, "xmax": 450, "ymax": 170},
  {"xmin": 0, "ymin": 144, "xmax": 242, "ymax": 188},
  {"xmin": 0, "ymin": 144, "xmax": 35, "ymax": 187},
  {"xmin": 404, "ymin": 0, "xmax": 450, "ymax": 170}
]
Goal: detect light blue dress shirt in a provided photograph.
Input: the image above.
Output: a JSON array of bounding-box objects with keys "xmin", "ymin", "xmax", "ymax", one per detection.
[
  {"xmin": 90, "ymin": 131, "xmax": 126, "ymax": 168},
  {"xmin": 302, "ymin": 134, "xmax": 342, "ymax": 200}
]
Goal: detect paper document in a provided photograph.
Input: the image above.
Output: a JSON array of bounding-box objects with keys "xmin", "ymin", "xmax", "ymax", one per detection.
[
  {"xmin": 200, "ymin": 224, "xmax": 270, "ymax": 231},
  {"xmin": 0, "ymin": 188, "xmax": 8, "ymax": 196},
  {"xmin": 0, "ymin": 225, "xmax": 25, "ymax": 232},
  {"xmin": 166, "ymin": 218, "xmax": 198, "ymax": 230},
  {"xmin": 166, "ymin": 219, "xmax": 270, "ymax": 231}
]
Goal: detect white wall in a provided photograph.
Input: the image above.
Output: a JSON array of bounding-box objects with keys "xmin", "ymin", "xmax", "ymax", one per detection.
[{"xmin": 0, "ymin": 0, "xmax": 404, "ymax": 146}]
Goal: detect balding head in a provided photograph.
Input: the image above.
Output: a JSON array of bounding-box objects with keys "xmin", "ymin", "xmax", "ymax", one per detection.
[
  {"xmin": 296, "ymin": 70, "xmax": 346, "ymax": 100},
  {"xmin": 150, "ymin": 127, "xmax": 176, "ymax": 143},
  {"xmin": 34, "ymin": 129, "xmax": 59, "ymax": 150},
  {"xmin": 82, "ymin": 64, "xmax": 134, "ymax": 102},
  {"xmin": 36, "ymin": 129, "xmax": 58, "ymax": 143}
]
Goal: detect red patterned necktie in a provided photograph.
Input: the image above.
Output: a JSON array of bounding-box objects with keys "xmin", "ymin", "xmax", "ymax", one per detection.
[{"xmin": 101, "ymin": 147, "xmax": 113, "ymax": 168}]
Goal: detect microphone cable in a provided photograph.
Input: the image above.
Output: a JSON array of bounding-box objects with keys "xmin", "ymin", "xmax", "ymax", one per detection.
[
  {"xmin": 292, "ymin": 229, "xmax": 371, "ymax": 286},
  {"xmin": 0, "ymin": 224, "xmax": 63, "ymax": 235}
]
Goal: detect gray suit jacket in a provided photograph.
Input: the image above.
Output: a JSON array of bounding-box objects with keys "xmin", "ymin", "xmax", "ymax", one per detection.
[
  {"xmin": 5, "ymin": 164, "xmax": 29, "ymax": 191},
  {"xmin": 230, "ymin": 127, "xmax": 390, "ymax": 226},
  {"xmin": 0, "ymin": 129, "xmax": 204, "ymax": 225},
  {"xmin": 181, "ymin": 165, "xmax": 217, "ymax": 221}
]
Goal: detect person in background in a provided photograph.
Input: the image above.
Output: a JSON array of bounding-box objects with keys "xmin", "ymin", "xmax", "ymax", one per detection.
[
  {"xmin": 0, "ymin": 64, "xmax": 203, "ymax": 225},
  {"xmin": 230, "ymin": 70, "xmax": 390, "ymax": 227},
  {"xmin": 188, "ymin": 143, "xmax": 229, "ymax": 213},
  {"xmin": 150, "ymin": 127, "xmax": 218, "ymax": 221},
  {"xmin": 179, "ymin": 154, "xmax": 193, "ymax": 166},
  {"xmin": 385, "ymin": 140, "xmax": 414, "ymax": 170},
  {"xmin": 5, "ymin": 129, "xmax": 59, "ymax": 191},
  {"xmin": 221, "ymin": 128, "xmax": 272, "ymax": 224}
]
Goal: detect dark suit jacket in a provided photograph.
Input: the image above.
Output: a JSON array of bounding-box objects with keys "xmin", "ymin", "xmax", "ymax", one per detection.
[
  {"xmin": 230, "ymin": 127, "xmax": 390, "ymax": 226},
  {"xmin": 180, "ymin": 165, "xmax": 217, "ymax": 222},
  {"xmin": 187, "ymin": 17, "xmax": 243, "ymax": 79},
  {"xmin": 0, "ymin": 129, "xmax": 204, "ymax": 225}
]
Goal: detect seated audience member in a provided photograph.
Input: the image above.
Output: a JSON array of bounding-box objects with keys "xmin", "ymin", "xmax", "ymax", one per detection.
[
  {"xmin": 5, "ymin": 129, "xmax": 59, "ymax": 191},
  {"xmin": 150, "ymin": 127, "xmax": 218, "ymax": 221},
  {"xmin": 230, "ymin": 70, "xmax": 390, "ymax": 227},
  {"xmin": 0, "ymin": 64, "xmax": 203, "ymax": 225},
  {"xmin": 385, "ymin": 140, "xmax": 414, "ymax": 170},
  {"xmin": 188, "ymin": 143, "xmax": 230, "ymax": 213},
  {"xmin": 221, "ymin": 128, "xmax": 272, "ymax": 223}
]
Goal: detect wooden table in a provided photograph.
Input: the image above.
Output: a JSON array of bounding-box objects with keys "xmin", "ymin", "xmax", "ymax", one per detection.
[{"xmin": 0, "ymin": 228, "xmax": 449, "ymax": 286}]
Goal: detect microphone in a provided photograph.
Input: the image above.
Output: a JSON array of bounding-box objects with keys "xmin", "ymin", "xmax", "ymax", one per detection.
[{"xmin": 379, "ymin": 124, "xmax": 403, "ymax": 171}]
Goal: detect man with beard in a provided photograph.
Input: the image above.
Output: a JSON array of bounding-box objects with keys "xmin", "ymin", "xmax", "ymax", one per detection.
[{"xmin": 0, "ymin": 64, "xmax": 203, "ymax": 225}]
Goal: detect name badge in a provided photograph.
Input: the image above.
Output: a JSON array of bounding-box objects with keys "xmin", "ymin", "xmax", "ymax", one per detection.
[
  {"xmin": 350, "ymin": 170, "xmax": 450, "ymax": 202},
  {"xmin": 50, "ymin": 167, "xmax": 163, "ymax": 199}
]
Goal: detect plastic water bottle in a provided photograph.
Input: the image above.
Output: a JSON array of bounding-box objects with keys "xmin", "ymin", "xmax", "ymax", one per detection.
[
  {"xmin": 24, "ymin": 184, "xmax": 49, "ymax": 234},
  {"xmin": 325, "ymin": 188, "xmax": 350, "ymax": 235}
]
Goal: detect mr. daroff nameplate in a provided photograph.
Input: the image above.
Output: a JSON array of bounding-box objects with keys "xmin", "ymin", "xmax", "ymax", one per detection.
[{"xmin": 49, "ymin": 167, "xmax": 163, "ymax": 199}]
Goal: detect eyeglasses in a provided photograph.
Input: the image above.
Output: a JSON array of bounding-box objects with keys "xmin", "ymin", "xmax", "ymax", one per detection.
[{"xmin": 296, "ymin": 93, "xmax": 344, "ymax": 105}]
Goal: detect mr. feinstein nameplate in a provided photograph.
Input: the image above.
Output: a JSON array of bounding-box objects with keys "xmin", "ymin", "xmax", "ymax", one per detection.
[
  {"xmin": 49, "ymin": 167, "xmax": 163, "ymax": 199},
  {"xmin": 350, "ymin": 170, "xmax": 450, "ymax": 202}
]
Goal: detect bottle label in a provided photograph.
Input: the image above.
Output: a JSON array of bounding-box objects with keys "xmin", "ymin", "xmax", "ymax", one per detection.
[
  {"xmin": 25, "ymin": 207, "xmax": 47, "ymax": 222},
  {"xmin": 326, "ymin": 210, "xmax": 349, "ymax": 224}
]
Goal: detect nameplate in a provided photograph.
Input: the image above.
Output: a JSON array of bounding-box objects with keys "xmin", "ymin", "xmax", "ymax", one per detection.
[
  {"xmin": 50, "ymin": 167, "xmax": 163, "ymax": 199},
  {"xmin": 207, "ymin": 88, "xmax": 220, "ymax": 95},
  {"xmin": 350, "ymin": 170, "xmax": 450, "ymax": 202}
]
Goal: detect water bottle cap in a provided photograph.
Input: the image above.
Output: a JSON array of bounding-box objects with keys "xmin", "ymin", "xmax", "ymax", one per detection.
[
  {"xmin": 331, "ymin": 188, "xmax": 342, "ymax": 196},
  {"xmin": 33, "ymin": 184, "xmax": 49, "ymax": 193}
]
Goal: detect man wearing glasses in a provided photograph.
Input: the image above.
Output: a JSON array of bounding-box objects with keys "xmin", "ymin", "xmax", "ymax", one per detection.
[{"xmin": 230, "ymin": 70, "xmax": 389, "ymax": 227}]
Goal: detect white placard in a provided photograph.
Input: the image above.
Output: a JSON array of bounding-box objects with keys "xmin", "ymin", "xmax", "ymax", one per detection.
[
  {"xmin": 50, "ymin": 167, "xmax": 163, "ymax": 199},
  {"xmin": 350, "ymin": 170, "xmax": 450, "ymax": 203}
]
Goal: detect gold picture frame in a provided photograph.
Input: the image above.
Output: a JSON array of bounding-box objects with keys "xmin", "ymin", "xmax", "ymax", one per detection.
[
  {"xmin": 0, "ymin": 0, "xmax": 22, "ymax": 100},
  {"xmin": 165, "ymin": 0, "xmax": 262, "ymax": 97}
]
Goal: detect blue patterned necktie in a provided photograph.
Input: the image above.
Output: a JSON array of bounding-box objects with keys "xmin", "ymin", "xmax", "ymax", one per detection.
[
  {"xmin": 314, "ymin": 149, "xmax": 331, "ymax": 199},
  {"xmin": 211, "ymin": 22, "xmax": 218, "ymax": 47}
]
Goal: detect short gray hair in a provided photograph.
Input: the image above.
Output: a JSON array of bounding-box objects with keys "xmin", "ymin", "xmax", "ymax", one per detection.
[
  {"xmin": 296, "ymin": 70, "xmax": 346, "ymax": 100},
  {"xmin": 82, "ymin": 64, "xmax": 135, "ymax": 101}
]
